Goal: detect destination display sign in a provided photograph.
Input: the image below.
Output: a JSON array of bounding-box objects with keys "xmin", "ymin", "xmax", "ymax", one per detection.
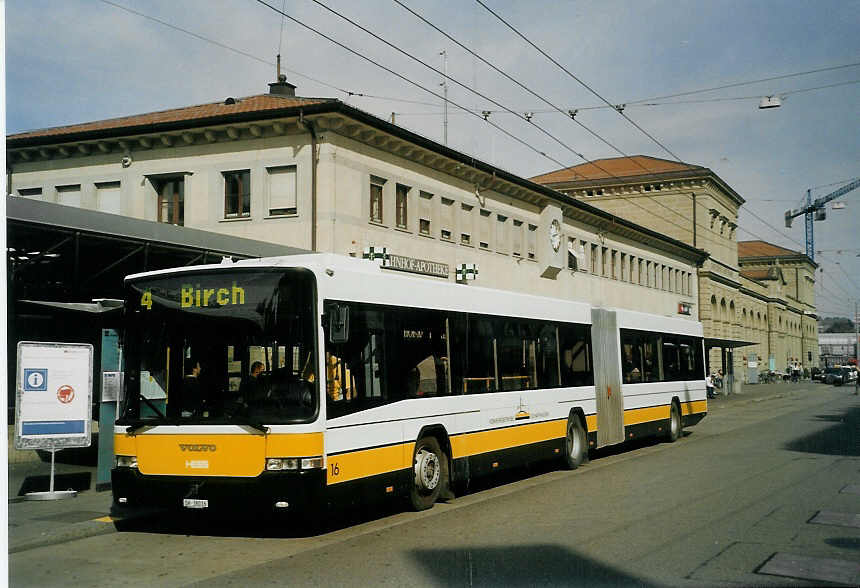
[{"xmin": 383, "ymin": 254, "xmax": 449, "ymax": 278}]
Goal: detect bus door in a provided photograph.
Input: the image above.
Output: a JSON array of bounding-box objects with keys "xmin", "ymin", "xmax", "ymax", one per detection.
[{"xmin": 591, "ymin": 308, "xmax": 624, "ymax": 447}]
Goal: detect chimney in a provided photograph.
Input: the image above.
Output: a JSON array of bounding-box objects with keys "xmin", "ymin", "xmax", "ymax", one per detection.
[
  {"xmin": 269, "ymin": 74, "xmax": 296, "ymax": 97},
  {"xmin": 269, "ymin": 54, "xmax": 296, "ymax": 96}
]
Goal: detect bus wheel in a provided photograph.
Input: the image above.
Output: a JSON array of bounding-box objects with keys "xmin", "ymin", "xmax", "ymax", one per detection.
[
  {"xmin": 667, "ymin": 401, "xmax": 682, "ymax": 442},
  {"xmin": 563, "ymin": 415, "xmax": 587, "ymax": 470},
  {"xmin": 410, "ymin": 436, "xmax": 446, "ymax": 511}
]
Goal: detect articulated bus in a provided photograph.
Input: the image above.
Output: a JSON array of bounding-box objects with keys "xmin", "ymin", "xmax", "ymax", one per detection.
[{"xmin": 112, "ymin": 254, "xmax": 707, "ymax": 517}]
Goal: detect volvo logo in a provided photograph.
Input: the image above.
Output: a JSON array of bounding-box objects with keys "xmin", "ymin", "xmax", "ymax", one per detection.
[{"xmin": 179, "ymin": 444, "xmax": 217, "ymax": 452}]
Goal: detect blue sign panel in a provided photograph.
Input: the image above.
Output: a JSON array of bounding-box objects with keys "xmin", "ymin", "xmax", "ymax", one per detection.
[
  {"xmin": 21, "ymin": 420, "xmax": 87, "ymax": 435},
  {"xmin": 23, "ymin": 368, "xmax": 48, "ymax": 392}
]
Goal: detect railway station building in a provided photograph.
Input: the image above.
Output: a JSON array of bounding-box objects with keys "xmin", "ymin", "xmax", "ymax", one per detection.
[
  {"xmin": 7, "ymin": 76, "xmax": 706, "ymax": 339},
  {"xmin": 531, "ymin": 156, "xmax": 819, "ymax": 389}
]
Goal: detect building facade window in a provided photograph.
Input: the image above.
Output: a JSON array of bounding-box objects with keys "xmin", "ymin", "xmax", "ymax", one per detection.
[
  {"xmin": 440, "ymin": 197, "xmax": 455, "ymax": 241},
  {"xmin": 370, "ymin": 175, "xmax": 385, "ymax": 223},
  {"xmin": 496, "ymin": 215, "xmax": 508, "ymax": 254},
  {"xmin": 527, "ymin": 224, "xmax": 537, "ymax": 259},
  {"xmin": 419, "ymin": 191, "xmax": 433, "ymax": 236},
  {"xmin": 479, "ymin": 209, "xmax": 492, "ymax": 250},
  {"xmin": 460, "ymin": 202, "xmax": 474, "ymax": 245},
  {"xmin": 268, "ymin": 165, "xmax": 297, "ymax": 216},
  {"xmin": 512, "ymin": 220, "xmax": 524, "ymax": 257},
  {"xmin": 95, "ymin": 181, "xmax": 121, "ymax": 215},
  {"xmin": 56, "ymin": 184, "xmax": 81, "ymax": 208},
  {"xmin": 223, "ymin": 169, "xmax": 250, "ymax": 218},
  {"xmin": 155, "ymin": 176, "xmax": 185, "ymax": 226},
  {"xmin": 17, "ymin": 187, "xmax": 42, "ymax": 199},
  {"xmin": 396, "ymin": 183, "xmax": 410, "ymax": 229}
]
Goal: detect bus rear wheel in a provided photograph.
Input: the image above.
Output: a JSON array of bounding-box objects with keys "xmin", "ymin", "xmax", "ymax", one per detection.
[
  {"xmin": 562, "ymin": 415, "xmax": 587, "ymax": 470},
  {"xmin": 409, "ymin": 436, "xmax": 447, "ymax": 511},
  {"xmin": 667, "ymin": 401, "xmax": 682, "ymax": 442}
]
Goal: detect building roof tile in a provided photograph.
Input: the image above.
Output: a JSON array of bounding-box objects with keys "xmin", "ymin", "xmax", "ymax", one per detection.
[
  {"xmin": 8, "ymin": 94, "xmax": 335, "ymax": 141},
  {"xmin": 530, "ymin": 155, "xmax": 704, "ymax": 183},
  {"xmin": 737, "ymin": 240, "xmax": 803, "ymax": 259}
]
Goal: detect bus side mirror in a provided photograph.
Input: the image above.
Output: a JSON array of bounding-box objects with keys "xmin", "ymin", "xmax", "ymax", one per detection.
[{"xmin": 328, "ymin": 305, "xmax": 349, "ymax": 344}]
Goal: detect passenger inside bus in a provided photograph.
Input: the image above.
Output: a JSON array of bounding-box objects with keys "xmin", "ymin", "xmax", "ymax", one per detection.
[{"xmin": 181, "ymin": 360, "xmax": 204, "ymax": 417}]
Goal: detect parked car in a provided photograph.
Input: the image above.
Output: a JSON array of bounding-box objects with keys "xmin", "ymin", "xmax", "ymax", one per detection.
[
  {"xmin": 823, "ymin": 366, "xmax": 858, "ymax": 386},
  {"xmin": 823, "ymin": 367, "xmax": 844, "ymax": 385}
]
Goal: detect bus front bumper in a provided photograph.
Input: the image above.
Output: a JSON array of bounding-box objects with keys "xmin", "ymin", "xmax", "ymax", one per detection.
[{"xmin": 111, "ymin": 467, "xmax": 326, "ymax": 516}]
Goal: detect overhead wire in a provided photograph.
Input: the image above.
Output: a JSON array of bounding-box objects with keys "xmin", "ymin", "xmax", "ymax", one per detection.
[
  {"xmin": 251, "ymin": 0, "xmax": 572, "ymax": 168},
  {"xmin": 394, "ymin": 79, "xmax": 860, "ymax": 117},
  {"xmin": 625, "ymin": 61, "xmax": 860, "ymax": 104},
  {"xmin": 98, "ymin": 0, "xmax": 447, "ymax": 107},
  {"xmin": 475, "ymin": 0, "xmax": 684, "ymax": 163},
  {"xmin": 295, "ymin": 0, "xmax": 605, "ymax": 169}
]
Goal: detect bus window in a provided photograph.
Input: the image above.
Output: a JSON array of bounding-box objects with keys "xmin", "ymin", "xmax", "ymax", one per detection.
[
  {"xmin": 463, "ymin": 315, "xmax": 497, "ymax": 394},
  {"xmin": 642, "ymin": 336, "xmax": 661, "ymax": 382},
  {"xmin": 662, "ymin": 336, "xmax": 680, "ymax": 381},
  {"xmin": 559, "ymin": 324, "xmax": 593, "ymax": 387},
  {"xmin": 325, "ymin": 303, "xmax": 387, "ymax": 418},
  {"xmin": 621, "ymin": 336, "xmax": 643, "ymax": 384}
]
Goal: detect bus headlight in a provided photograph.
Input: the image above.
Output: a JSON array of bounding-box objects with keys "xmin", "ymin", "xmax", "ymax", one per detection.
[
  {"xmin": 301, "ymin": 457, "xmax": 324, "ymax": 470},
  {"xmin": 266, "ymin": 458, "xmax": 299, "ymax": 471},
  {"xmin": 116, "ymin": 455, "xmax": 138, "ymax": 469}
]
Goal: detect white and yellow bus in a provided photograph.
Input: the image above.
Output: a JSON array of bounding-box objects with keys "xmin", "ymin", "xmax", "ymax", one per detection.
[{"xmin": 112, "ymin": 254, "xmax": 707, "ymax": 516}]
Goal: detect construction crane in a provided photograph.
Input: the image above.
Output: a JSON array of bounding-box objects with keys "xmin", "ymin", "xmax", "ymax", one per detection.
[{"xmin": 785, "ymin": 178, "xmax": 860, "ymax": 262}]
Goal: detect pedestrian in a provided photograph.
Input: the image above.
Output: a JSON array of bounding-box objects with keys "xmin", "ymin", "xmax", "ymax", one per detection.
[{"xmin": 705, "ymin": 373, "xmax": 715, "ymax": 399}]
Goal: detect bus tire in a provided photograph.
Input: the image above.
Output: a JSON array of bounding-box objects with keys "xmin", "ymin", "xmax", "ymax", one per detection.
[
  {"xmin": 562, "ymin": 414, "xmax": 587, "ymax": 470},
  {"xmin": 410, "ymin": 436, "xmax": 446, "ymax": 511},
  {"xmin": 667, "ymin": 401, "xmax": 682, "ymax": 443}
]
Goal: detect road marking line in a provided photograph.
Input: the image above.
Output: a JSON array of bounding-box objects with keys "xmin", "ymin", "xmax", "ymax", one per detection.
[
  {"xmin": 757, "ymin": 552, "xmax": 860, "ymax": 585},
  {"xmin": 808, "ymin": 510, "xmax": 860, "ymax": 529}
]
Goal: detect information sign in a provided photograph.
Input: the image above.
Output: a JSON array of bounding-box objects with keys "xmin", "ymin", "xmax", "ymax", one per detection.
[{"xmin": 16, "ymin": 342, "xmax": 94, "ymax": 450}]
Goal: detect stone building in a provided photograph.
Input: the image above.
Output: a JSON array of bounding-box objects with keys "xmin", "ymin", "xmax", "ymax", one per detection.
[
  {"xmin": 531, "ymin": 156, "xmax": 819, "ymax": 387},
  {"xmin": 7, "ymin": 79, "xmax": 705, "ymax": 325}
]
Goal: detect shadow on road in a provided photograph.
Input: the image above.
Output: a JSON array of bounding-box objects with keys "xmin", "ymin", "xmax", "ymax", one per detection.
[
  {"xmin": 411, "ymin": 544, "xmax": 657, "ymax": 587},
  {"xmin": 784, "ymin": 403, "xmax": 860, "ymax": 457}
]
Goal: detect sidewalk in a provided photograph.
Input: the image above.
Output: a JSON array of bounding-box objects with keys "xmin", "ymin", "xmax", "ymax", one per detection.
[{"xmin": 6, "ymin": 379, "xmax": 847, "ymax": 554}]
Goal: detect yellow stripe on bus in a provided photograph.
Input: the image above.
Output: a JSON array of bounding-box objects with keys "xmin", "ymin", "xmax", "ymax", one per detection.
[
  {"xmin": 451, "ymin": 419, "xmax": 566, "ymax": 459},
  {"xmin": 681, "ymin": 400, "xmax": 707, "ymax": 415},
  {"xmin": 266, "ymin": 432, "xmax": 324, "ymax": 457},
  {"xmin": 623, "ymin": 405, "xmax": 671, "ymax": 426},
  {"xmin": 326, "ymin": 442, "xmax": 415, "ymax": 485}
]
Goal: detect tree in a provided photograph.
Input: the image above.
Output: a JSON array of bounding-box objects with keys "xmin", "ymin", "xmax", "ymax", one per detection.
[{"xmin": 821, "ymin": 317, "xmax": 855, "ymax": 333}]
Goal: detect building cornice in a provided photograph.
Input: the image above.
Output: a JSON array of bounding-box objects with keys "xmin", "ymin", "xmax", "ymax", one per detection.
[{"xmin": 7, "ymin": 100, "xmax": 709, "ymax": 267}]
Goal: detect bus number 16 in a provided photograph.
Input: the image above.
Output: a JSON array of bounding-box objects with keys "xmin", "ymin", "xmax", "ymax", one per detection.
[{"xmin": 329, "ymin": 462, "xmax": 340, "ymax": 477}]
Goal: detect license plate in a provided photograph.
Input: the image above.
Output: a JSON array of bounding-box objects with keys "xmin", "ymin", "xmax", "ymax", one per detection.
[{"xmin": 183, "ymin": 498, "xmax": 209, "ymax": 509}]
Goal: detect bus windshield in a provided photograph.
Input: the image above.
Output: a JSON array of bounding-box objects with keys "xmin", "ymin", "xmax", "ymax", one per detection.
[{"xmin": 119, "ymin": 267, "xmax": 318, "ymax": 426}]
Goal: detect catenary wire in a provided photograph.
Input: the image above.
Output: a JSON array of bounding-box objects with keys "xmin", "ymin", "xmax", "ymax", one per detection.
[
  {"xmin": 475, "ymin": 0, "xmax": 684, "ymax": 163},
  {"xmin": 296, "ymin": 0, "xmax": 611, "ymax": 172},
  {"xmin": 251, "ymin": 0, "xmax": 573, "ymax": 169},
  {"xmin": 390, "ymin": 0, "xmax": 669, "ymax": 182}
]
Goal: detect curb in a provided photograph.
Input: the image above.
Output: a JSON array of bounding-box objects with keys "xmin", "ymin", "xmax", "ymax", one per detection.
[{"xmin": 9, "ymin": 519, "xmax": 118, "ymax": 554}]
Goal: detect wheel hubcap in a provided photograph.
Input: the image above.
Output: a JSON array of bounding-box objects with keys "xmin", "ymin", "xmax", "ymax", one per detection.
[
  {"xmin": 671, "ymin": 408, "xmax": 679, "ymax": 436},
  {"xmin": 568, "ymin": 425, "xmax": 581, "ymax": 458},
  {"xmin": 414, "ymin": 449, "xmax": 440, "ymax": 491}
]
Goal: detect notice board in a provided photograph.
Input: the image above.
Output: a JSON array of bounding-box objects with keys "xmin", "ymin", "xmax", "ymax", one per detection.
[{"xmin": 16, "ymin": 342, "xmax": 94, "ymax": 450}]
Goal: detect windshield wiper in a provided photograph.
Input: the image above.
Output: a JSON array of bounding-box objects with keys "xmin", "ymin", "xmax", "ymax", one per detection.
[
  {"xmin": 125, "ymin": 420, "xmax": 157, "ymax": 435},
  {"xmin": 242, "ymin": 422, "xmax": 270, "ymax": 435}
]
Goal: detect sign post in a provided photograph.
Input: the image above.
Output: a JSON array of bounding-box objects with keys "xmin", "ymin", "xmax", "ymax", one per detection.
[{"xmin": 16, "ymin": 342, "xmax": 94, "ymax": 500}]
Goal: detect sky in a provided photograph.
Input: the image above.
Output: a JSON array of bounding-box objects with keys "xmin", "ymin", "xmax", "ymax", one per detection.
[{"xmin": 6, "ymin": 0, "xmax": 860, "ymax": 319}]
